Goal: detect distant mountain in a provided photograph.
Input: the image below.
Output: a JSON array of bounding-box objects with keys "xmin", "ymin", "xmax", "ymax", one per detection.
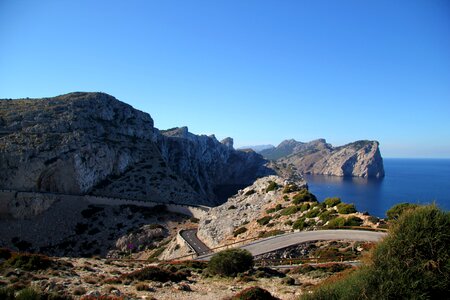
[
  {"xmin": 261, "ymin": 139, "xmax": 384, "ymax": 178},
  {"xmin": 238, "ymin": 144, "xmax": 275, "ymax": 153}
]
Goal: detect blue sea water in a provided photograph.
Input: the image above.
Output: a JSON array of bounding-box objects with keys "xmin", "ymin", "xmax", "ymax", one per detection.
[{"xmin": 304, "ymin": 158, "xmax": 450, "ymax": 218}]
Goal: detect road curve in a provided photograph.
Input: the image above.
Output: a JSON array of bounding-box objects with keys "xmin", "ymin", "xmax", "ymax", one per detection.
[
  {"xmin": 198, "ymin": 229, "xmax": 387, "ymax": 260},
  {"xmin": 180, "ymin": 229, "xmax": 211, "ymax": 255}
]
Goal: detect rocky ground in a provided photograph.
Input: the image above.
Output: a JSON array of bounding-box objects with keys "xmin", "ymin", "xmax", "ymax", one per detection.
[{"xmin": 0, "ymin": 241, "xmax": 366, "ymax": 300}]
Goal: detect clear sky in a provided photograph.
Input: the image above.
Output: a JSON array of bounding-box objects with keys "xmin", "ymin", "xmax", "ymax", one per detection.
[{"xmin": 1, "ymin": 1, "xmax": 449, "ymax": 158}]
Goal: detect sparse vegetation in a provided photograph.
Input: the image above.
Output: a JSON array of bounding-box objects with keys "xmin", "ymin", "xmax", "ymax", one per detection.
[
  {"xmin": 244, "ymin": 189, "xmax": 256, "ymax": 196},
  {"xmin": 283, "ymin": 183, "xmax": 301, "ymax": 193},
  {"xmin": 258, "ymin": 230, "xmax": 284, "ymax": 238},
  {"xmin": 280, "ymin": 206, "xmax": 299, "ymax": 216},
  {"xmin": 125, "ymin": 266, "xmax": 187, "ymax": 282}
]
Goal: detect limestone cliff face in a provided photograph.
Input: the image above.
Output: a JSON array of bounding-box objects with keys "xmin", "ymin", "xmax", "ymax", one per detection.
[
  {"xmin": 156, "ymin": 127, "xmax": 274, "ymax": 202},
  {"xmin": 263, "ymin": 139, "xmax": 384, "ymax": 178},
  {"xmin": 0, "ymin": 92, "xmax": 271, "ymax": 206}
]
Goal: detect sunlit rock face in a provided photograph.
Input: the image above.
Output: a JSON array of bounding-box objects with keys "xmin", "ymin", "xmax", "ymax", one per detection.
[
  {"xmin": 0, "ymin": 92, "xmax": 272, "ymax": 206},
  {"xmin": 261, "ymin": 139, "xmax": 385, "ymax": 178}
]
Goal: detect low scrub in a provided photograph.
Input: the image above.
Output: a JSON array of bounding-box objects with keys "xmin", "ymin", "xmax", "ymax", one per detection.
[
  {"xmin": 292, "ymin": 189, "xmax": 317, "ymax": 204},
  {"xmin": 3, "ymin": 253, "xmax": 53, "ymax": 271},
  {"xmin": 265, "ymin": 181, "xmax": 279, "ymax": 193},
  {"xmin": 283, "ymin": 183, "xmax": 301, "ymax": 193},
  {"xmin": 233, "ymin": 227, "xmax": 248, "ymax": 237},
  {"xmin": 386, "ymin": 202, "xmax": 418, "ymax": 220},
  {"xmin": 208, "ymin": 249, "xmax": 254, "ymax": 277},
  {"xmin": 336, "ymin": 203, "xmax": 357, "ymax": 214},
  {"xmin": 323, "ymin": 197, "xmax": 341, "ymax": 207},
  {"xmin": 303, "ymin": 205, "xmax": 450, "ymax": 299},
  {"xmin": 257, "ymin": 216, "xmax": 272, "ymax": 226},
  {"xmin": 124, "ymin": 266, "xmax": 187, "ymax": 282},
  {"xmin": 229, "ymin": 286, "xmax": 279, "ymax": 300},
  {"xmin": 258, "ymin": 230, "xmax": 284, "ymax": 238},
  {"xmin": 280, "ymin": 206, "xmax": 299, "ymax": 216}
]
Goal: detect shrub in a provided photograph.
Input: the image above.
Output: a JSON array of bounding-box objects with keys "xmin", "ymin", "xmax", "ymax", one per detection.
[
  {"xmin": 265, "ymin": 181, "xmax": 279, "ymax": 193},
  {"xmin": 257, "ymin": 216, "xmax": 272, "ymax": 226},
  {"xmin": 230, "ymin": 286, "xmax": 279, "ymax": 300},
  {"xmin": 336, "ymin": 203, "xmax": 356, "ymax": 214},
  {"xmin": 275, "ymin": 204, "xmax": 283, "ymax": 211},
  {"xmin": 228, "ymin": 205, "xmax": 237, "ymax": 210},
  {"xmin": 253, "ymin": 267, "xmax": 286, "ymax": 278},
  {"xmin": 292, "ymin": 218, "xmax": 306, "ymax": 230},
  {"xmin": 303, "ymin": 205, "xmax": 450, "ymax": 299},
  {"xmin": 284, "ymin": 220, "xmax": 293, "ymax": 226},
  {"xmin": 319, "ymin": 210, "xmax": 336, "ymax": 222},
  {"xmin": 324, "ymin": 197, "xmax": 341, "ymax": 207},
  {"xmin": 386, "ymin": 202, "xmax": 418, "ymax": 220},
  {"xmin": 125, "ymin": 266, "xmax": 187, "ymax": 282},
  {"xmin": 208, "ymin": 249, "xmax": 254, "ymax": 277},
  {"xmin": 305, "ymin": 208, "xmax": 320, "ymax": 218},
  {"xmin": 265, "ymin": 208, "xmax": 276, "ymax": 214},
  {"xmin": 326, "ymin": 217, "xmax": 346, "ymax": 227},
  {"xmin": 300, "ymin": 203, "xmax": 310, "ymax": 212},
  {"xmin": 283, "ymin": 195, "xmax": 290, "ymax": 201},
  {"xmin": 281, "ymin": 276, "xmax": 295, "ymax": 285},
  {"xmin": 5, "ymin": 253, "xmax": 52, "ymax": 271},
  {"xmin": 190, "ymin": 217, "xmax": 200, "ymax": 223},
  {"xmin": 283, "ymin": 184, "xmax": 301, "ymax": 193},
  {"xmin": 280, "ymin": 206, "xmax": 299, "ymax": 216},
  {"xmin": 367, "ymin": 215, "xmax": 379, "ymax": 224},
  {"xmin": 345, "ymin": 216, "xmax": 363, "ymax": 226},
  {"xmin": 0, "ymin": 287, "xmax": 14, "ymax": 300},
  {"xmin": 292, "ymin": 189, "xmax": 317, "ymax": 204},
  {"xmin": 15, "ymin": 288, "xmax": 41, "ymax": 300},
  {"xmin": 233, "ymin": 227, "xmax": 248, "ymax": 237}
]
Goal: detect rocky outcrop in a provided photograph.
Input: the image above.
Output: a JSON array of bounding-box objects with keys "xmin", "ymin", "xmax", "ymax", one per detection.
[
  {"xmin": 261, "ymin": 139, "xmax": 384, "ymax": 178},
  {"xmin": 156, "ymin": 127, "xmax": 274, "ymax": 203},
  {"xmin": 197, "ymin": 175, "xmax": 307, "ymax": 247},
  {"xmin": 0, "ymin": 92, "xmax": 272, "ymax": 206}
]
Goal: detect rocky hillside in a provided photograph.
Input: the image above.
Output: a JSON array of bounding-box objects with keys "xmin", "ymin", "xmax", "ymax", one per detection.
[
  {"xmin": 157, "ymin": 127, "xmax": 273, "ymax": 202},
  {"xmin": 260, "ymin": 139, "xmax": 384, "ymax": 178},
  {"xmin": 198, "ymin": 175, "xmax": 383, "ymax": 249},
  {"xmin": 0, "ymin": 92, "xmax": 270, "ymax": 206}
]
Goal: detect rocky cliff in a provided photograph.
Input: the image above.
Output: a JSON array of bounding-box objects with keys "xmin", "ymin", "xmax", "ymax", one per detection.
[
  {"xmin": 156, "ymin": 127, "xmax": 273, "ymax": 202},
  {"xmin": 261, "ymin": 139, "xmax": 384, "ymax": 178},
  {"xmin": 0, "ymin": 92, "xmax": 270, "ymax": 206}
]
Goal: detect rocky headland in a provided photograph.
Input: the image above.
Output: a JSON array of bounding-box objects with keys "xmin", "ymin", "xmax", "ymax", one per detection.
[{"xmin": 260, "ymin": 139, "xmax": 385, "ymax": 178}]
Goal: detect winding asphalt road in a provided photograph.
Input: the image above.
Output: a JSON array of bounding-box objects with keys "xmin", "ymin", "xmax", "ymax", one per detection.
[
  {"xmin": 194, "ymin": 229, "xmax": 387, "ymax": 260},
  {"xmin": 180, "ymin": 229, "xmax": 211, "ymax": 255}
]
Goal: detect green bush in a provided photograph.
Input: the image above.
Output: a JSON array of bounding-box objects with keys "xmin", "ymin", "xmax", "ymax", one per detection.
[
  {"xmin": 283, "ymin": 184, "xmax": 301, "ymax": 193},
  {"xmin": 300, "ymin": 203, "xmax": 310, "ymax": 212},
  {"xmin": 292, "ymin": 218, "xmax": 306, "ymax": 230},
  {"xmin": 324, "ymin": 197, "xmax": 341, "ymax": 207},
  {"xmin": 15, "ymin": 288, "xmax": 41, "ymax": 300},
  {"xmin": 283, "ymin": 195, "xmax": 290, "ymax": 201},
  {"xmin": 326, "ymin": 217, "xmax": 346, "ymax": 227},
  {"xmin": 345, "ymin": 216, "xmax": 363, "ymax": 226},
  {"xmin": 230, "ymin": 286, "xmax": 279, "ymax": 300},
  {"xmin": 284, "ymin": 220, "xmax": 293, "ymax": 226},
  {"xmin": 233, "ymin": 227, "xmax": 248, "ymax": 237},
  {"xmin": 318, "ymin": 209, "xmax": 336, "ymax": 222},
  {"xmin": 303, "ymin": 205, "xmax": 450, "ymax": 299},
  {"xmin": 336, "ymin": 203, "xmax": 357, "ymax": 214},
  {"xmin": 386, "ymin": 202, "xmax": 418, "ymax": 220},
  {"xmin": 257, "ymin": 216, "xmax": 272, "ymax": 226},
  {"xmin": 305, "ymin": 208, "xmax": 320, "ymax": 218},
  {"xmin": 280, "ymin": 206, "xmax": 299, "ymax": 216},
  {"xmin": 125, "ymin": 266, "xmax": 187, "ymax": 282},
  {"xmin": 265, "ymin": 208, "xmax": 276, "ymax": 214},
  {"xmin": 208, "ymin": 249, "xmax": 254, "ymax": 277},
  {"xmin": 292, "ymin": 189, "xmax": 317, "ymax": 204},
  {"xmin": 265, "ymin": 181, "xmax": 279, "ymax": 193}
]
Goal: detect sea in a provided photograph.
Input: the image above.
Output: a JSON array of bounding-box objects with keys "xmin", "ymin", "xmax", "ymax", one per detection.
[{"xmin": 304, "ymin": 158, "xmax": 450, "ymax": 218}]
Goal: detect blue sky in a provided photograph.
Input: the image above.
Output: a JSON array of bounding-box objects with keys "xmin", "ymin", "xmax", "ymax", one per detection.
[{"xmin": 1, "ymin": 1, "xmax": 449, "ymax": 158}]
